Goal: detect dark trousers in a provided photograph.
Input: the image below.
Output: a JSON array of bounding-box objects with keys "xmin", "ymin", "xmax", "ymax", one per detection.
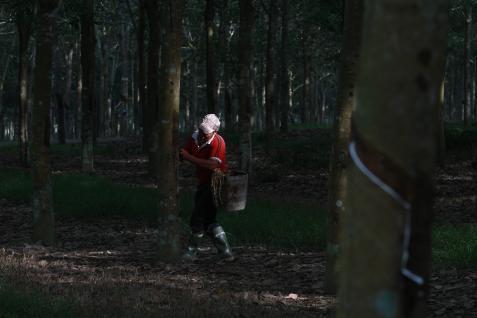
[{"xmin": 190, "ymin": 183, "xmax": 218, "ymax": 234}]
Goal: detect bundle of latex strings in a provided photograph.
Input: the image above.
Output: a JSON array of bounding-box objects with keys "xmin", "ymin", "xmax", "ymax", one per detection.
[{"xmin": 211, "ymin": 168, "xmax": 226, "ymax": 208}]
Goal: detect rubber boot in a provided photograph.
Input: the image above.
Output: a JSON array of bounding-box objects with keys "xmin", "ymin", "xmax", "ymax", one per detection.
[
  {"xmin": 208, "ymin": 224, "xmax": 234, "ymax": 261},
  {"xmin": 182, "ymin": 231, "xmax": 203, "ymax": 261}
]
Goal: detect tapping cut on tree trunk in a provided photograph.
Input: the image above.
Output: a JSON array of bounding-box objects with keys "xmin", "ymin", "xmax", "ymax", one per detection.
[
  {"xmin": 338, "ymin": 1, "xmax": 449, "ymax": 317},
  {"xmin": 32, "ymin": 0, "xmax": 59, "ymax": 246}
]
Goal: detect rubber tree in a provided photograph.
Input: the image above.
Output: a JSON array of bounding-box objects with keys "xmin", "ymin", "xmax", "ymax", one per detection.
[
  {"xmin": 16, "ymin": 1, "xmax": 34, "ymax": 166},
  {"xmin": 463, "ymin": 3, "xmax": 472, "ymax": 125},
  {"xmin": 323, "ymin": 0, "xmax": 364, "ymax": 295},
  {"xmin": 31, "ymin": 0, "xmax": 59, "ymax": 245},
  {"xmin": 205, "ymin": 0, "xmax": 218, "ymax": 114},
  {"xmin": 279, "ymin": 0, "xmax": 289, "ymax": 132},
  {"xmin": 338, "ymin": 1, "xmax": 449, "ymax": 317},
  {"xmin": 238, "ymin": 0, "xmax": 255, "ymax": 174},
  {"xmin": 154, "ymin": 0, "xmax": 183, "ymax": 261},
  {"xmin": 265, "ymin": 0, "xmax": 278, "ymax": 151},
  {"xmin": 81, "ymin": 0, "xmax": 95, "ymax": 172}
]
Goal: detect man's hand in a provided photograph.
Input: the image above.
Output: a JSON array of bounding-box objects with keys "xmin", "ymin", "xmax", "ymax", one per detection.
[{"xmin": 180, "ymin": 148, "xmax": 191, "ymax": 162}]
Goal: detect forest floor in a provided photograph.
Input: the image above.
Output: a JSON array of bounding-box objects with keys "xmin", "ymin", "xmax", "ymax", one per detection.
[{"xmin": 0, "ymin": 130, "xmax": 476, "ymax": 317}]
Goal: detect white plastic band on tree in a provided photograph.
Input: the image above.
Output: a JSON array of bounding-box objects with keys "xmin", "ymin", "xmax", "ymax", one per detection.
[{"xmin": 349, "ymin": 141, "xmax": 424, "ymax": 286}]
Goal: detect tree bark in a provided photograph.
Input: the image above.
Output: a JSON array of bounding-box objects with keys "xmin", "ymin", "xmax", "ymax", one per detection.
[
  {"xmin": 265, "ymin": 1, "xmax": 278, "ymax": 150},
  {"xmin": 81, "ymin": 0, "xmax": 95, "ymax": 172},
  {"xmin": 238, "ymin": 0, "xmax": 255, "ymax": 174},
  {"xmin": 218, "ymin": 0, "xmax": 232, "ymax": 130},
  {"xmin": 138, "ymin": 0, "xmax": 146, "ymax": 143},
  {"xmin": 338, "ymin": 1, "xmax": 448, "ymax": 317},
  {"xmin": 120, "ymin": 23, "xmax": 130, "ymax": 136},
  {"xmin": 205, "ymin": 0, "xmax": 218, "ymax": 114},
  {"xmin": 279, "ymin": 0, "xmax": 289, "ymax": 132},
  {"xmin": 145, "ymin": 0, "xmax": 161, "ymax": 178},
  {"xmin": 324, "ymin": 0, "xmax": 364, "ymax": 295},
  {"xmin": 154, "ymin": 0, "xmax": 183, "ymax": 262},
  {"xmin": 463, "ymin": 5, "xmax": 472, "ymax": 125},
  {"xmin": 17, "ymin": 4, "xmax": 33, "ymax": 166},
  {"xmin": 0, "ymin": 37, "xmax": 15, "ymax": 140},
  {"xmin": 32, "ymin": 0, "xmax": 59, "ymax": 245}
]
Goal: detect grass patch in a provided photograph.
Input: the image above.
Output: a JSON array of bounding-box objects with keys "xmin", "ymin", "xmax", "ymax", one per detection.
[
  {"xmin": 0, "ymin": 168, "xmax": 324, "ymax": 250},
  {"xmin": 2, "ymin": 167, "xmax": 476, "ymax": 260},
  {"xmin": 218, "ymin": 199, "xmax": 326, "ymax": 250},
  {"xmin": 433, "ymin": 224, "xmax": 477, "ymax": 269},
  {"xmin": 0, "ymin": 281, "xmax": 83, "ymax": 318},
  {"xmin": 0, "ymin": 143, "xmax": 116, "ymax": 157}
]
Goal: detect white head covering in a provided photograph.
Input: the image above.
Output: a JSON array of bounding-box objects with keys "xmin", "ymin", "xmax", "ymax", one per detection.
[{"xmin": 199, "ymin": 114, "xmax": 220, "ymax": 134}]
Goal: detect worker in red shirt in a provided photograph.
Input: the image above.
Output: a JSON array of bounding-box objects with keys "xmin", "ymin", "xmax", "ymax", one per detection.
[{"xmin": 180, "ymin": 114, "xmax": 234, "ymax": 261}]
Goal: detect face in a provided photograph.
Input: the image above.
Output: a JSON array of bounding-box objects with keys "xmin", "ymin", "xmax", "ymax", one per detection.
[{"xmin": 198, "ymin": 130, "xmax": 214, "ymax": 145}]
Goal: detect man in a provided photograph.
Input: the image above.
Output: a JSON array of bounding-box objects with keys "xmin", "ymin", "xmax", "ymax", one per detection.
[{"xmin": 180, "ymin": 114, "xmax": 234, "ymax": 261}]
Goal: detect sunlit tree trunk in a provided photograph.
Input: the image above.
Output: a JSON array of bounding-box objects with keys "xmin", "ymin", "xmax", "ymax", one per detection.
[
  {"xmin": 324, "ymin": 0, "xmax": 364, "ymax": 295},
  {"xmin": 463, "ymin": 5, "xmax": 472, "ymax": 126},
  {"xmin": 205, "ymin": 0, "xmax": 218, "ymax": 114},
  {"xmin": 17, "ymin": 4, "xmax": 33, "ymax": 166},
  {"xmin": 145, "ymin": 0, "xmax": 160, "ymax": 177},
  {"xmin": 238, "ymin": 0, "xmax": 255, "ymax": 173},
  {"xmin": 154, "ymin": 0, "xmax": 183, "ymax": 262},
  {"xmin": 338, "ymin": 1, "xmax": 448, "ymax": 317},
  {"xmin": 81, "ymin": 0, "xmax": 95, "ymax": 172},
  {"xmin": 32, "ymin": 0, "xmax": 59, "ymax": 245},
  {"xmin": 279, "ymin": 0, "xmax": 289, "ymax": 132}
]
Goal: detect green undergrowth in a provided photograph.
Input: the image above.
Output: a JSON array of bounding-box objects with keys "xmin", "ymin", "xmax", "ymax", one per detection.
[
  {"xmin": 0, "ymin": 281, "xmax": 84, "ymax": 318},
  {"xmin": 432, "ymin": 224, "xmax": 477, "ymax": 269},
  {"xmin": 0, "ymin": 142, "xmax": 116, "ymax": 157},
  {"xmin": 1, "ymin": 168, "xmax": 476, "ymax": 262},
  {"xmin": 0, "ymin": 168, "xmax": 324, "ymax": 250}
]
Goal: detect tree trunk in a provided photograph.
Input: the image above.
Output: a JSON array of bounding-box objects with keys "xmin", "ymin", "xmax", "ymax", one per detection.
[
  {"xmin": 205, "ymin": 0, "xmax": 218, "ymax": 114},
  {"xmin": 63, "ymin": 46, "xmax": 74, "ymax": 141},
  {"xmin": 138, "ymin": 0, "xmax": 147, "ymax": 147},
  {"xmin": 0, "ymin": 37, "xmax": 15, "ymax": 140},
  {"xmin": 32, "ymin": 0, "xmax": 59, "ymax": 245},
  {"xmin": 218, "ymin": 0, "xmax": 232, "ymax": 130},
  {"xmin": 265, "ymin": 1, "xmax": 278, "ymax": 151},
  {"xmin": 324, "ymin": 0, "xmax": 364, "ymax": 295},
  {"xmin": 75, "ymin": 38, "xmax": 82, "ymax": 140},
  {"xmin": 154, "ymin": 0, "xmax": 183, "ymax": 262},
  {"xmin": 81, "ymin": 0, "xmax": 95, "ymax": 172},
  {"xmin": 238, "ymin": 0, "xmax": 255, "ymax": 174},
  {"xmin": 279, "ymin": 0, "xmax": 289, "ymax": 132},
  {"xmin": 17, "ymin": 5, "xmax": 33, "ymax": 166},
  {"xmin": 463, "ymin": 5, "xmax": 472, "ymax": 126},
  {"xmin": 338, "ymin": 1, "xmax": 448, "ymax": 317},
  {"xmin": 190, "ymin": 57, "xmax": 199, "ymax": 131},
  {"xmin": 145, "ymin": 0, "xmax": 161, "ymax": 177},
  {"xmin": 53, "ymin": 43, "xmax": 66, "ymax": 145},
  {"xmin": 120, "ymin": 23, "xmax": 129, "ymax": 136}
]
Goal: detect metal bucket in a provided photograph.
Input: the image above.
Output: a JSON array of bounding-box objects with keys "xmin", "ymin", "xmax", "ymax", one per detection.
[{"xmin": 224, "ymin": 171, "xmax": 248, "ymax": 212}]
